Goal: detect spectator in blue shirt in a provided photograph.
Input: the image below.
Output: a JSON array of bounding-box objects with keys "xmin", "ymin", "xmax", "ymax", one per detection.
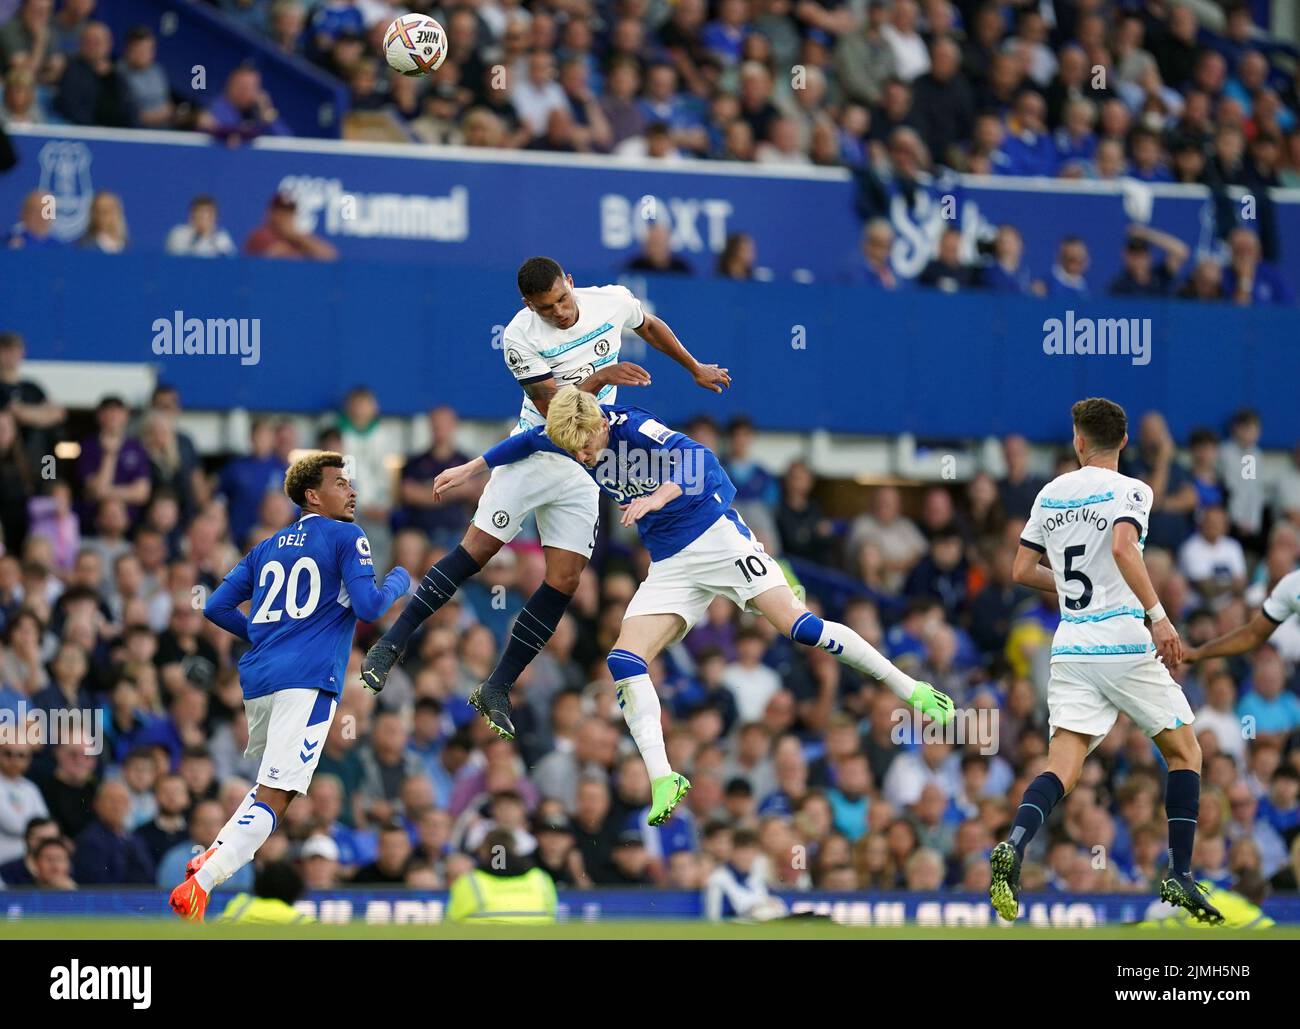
[
  {"xmin": 827, "ymin": 753, "xmax": 872, "ymax": 842},
  {"xmin": 1237, "ymin": 647, "xmax": 1300, "ymax": 741},
  {"xmin": 154, "ymin": 799, "xmax": 252, "ymax": 890},
  {"xmin": 199, "ymin": 65, "xmax": 291, "ymax": 145},
  {"xmin": 1046, "ymin": 235, "xmax": 1091, "ymax": 297},
  {"xmin": 1258, "ymin": 766, "xmax": 1300, "ymax": 845},
  {"xmin": 1128, "ymin": 126, "xmax": 1173, "ymax": 182},
  {"xmin": 218, "ymin": 418, "xmax": 288, "ymax": 548},
  {"xmin": 981, "ymin": 224, "xmax": 1042, "ymax": 295},
  {"xmin": 72, "ymin": 780, "xmax": 155, "ymax": 884},
  {"xmin": 1053, "ymin": 97, "xmax": 1099, "ymax": 168},
  {"xmin": 701, "ymin": 0, "xmax": 749, "ymax": 66},
  {"xmin": 1223, "ymin": 226, "xmax": 1294, "ymax": 305},
  {"xmin": 6, "ymin": 189, "xmax": 64, "ymax": 249},
  {"xmin": 998, "ymin": 90, "xmax": 1056, "ymax": 177},
  {"xmin": 846, "ymin": 218, "xmax": 903, "ymax": 289}
]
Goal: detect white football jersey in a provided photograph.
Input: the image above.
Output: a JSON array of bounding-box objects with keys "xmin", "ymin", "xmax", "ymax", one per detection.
[
  {"xmin": 501, "ymin": 284, "xmax": 645, "ymax": 433},
  {"xmin": 1262, "ymin": 568, "xmax": 1300, "ymax": 625},
  {"xmin": 1021, "ymin": 465, "xmax": 1155, "ymax": 662}
]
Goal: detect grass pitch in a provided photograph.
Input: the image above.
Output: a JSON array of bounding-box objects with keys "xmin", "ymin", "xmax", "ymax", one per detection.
[{"xmin": 2, "ymin": 918, "xmax": 1298, "ymax": 941}]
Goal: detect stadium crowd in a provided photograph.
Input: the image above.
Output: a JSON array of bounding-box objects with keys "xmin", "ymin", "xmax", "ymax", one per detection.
[
  {"xmin": 3, "ymin": 1, "xmax": 1298, "ymax": 301},
  {"xmin": 0, "ymin": 326, "xmax": 1298, "ymax": 905},
  {"xmin": 0, "ymin": 0, "xmax": 1296, "ymax": 175}
]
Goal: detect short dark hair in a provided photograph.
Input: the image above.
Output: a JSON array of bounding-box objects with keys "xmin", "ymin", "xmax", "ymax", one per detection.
[
  {"xmin": 254, "ymin": 860, "xmax": 305, "ymax": 905},
  {"xmin": 517, "ymin": 256, "xmax": 564, "ymax": 297},
  {"xmin": 1071, "ymin": 397, "xmax": 1127, "ymax": 451},
  {"xmin": 284, "ymin": 451, "xmax": 345, "ymax": 506}
]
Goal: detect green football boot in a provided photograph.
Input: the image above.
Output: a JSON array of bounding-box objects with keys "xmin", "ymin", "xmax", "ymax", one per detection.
[
  {"xmin": 909, "ymin": 681, "xmax": 956, "ymax": 726},
  {"xmin": 648, "ymin": 773, "xmax": 692, "ymax": 826}
]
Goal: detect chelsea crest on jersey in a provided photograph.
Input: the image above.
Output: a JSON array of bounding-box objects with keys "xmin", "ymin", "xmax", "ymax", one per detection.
[
  {"xmin": 1020, "ymin": 465, "xmax": 1156, "ymax": 662},
  {"xmin": 501, "ymin": 284, "xmax": 645, "ymax": 432}
]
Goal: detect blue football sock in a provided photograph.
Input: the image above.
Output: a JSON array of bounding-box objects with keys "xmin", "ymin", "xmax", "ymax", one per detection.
[
  {"xmin": 384, "ymin": 545, "xmax": 480, "ymax": 649},
  {"xmin": 1009, "ymin": 771, "xmax": 1065, "ymax": 859},
  {"xmin": 487, "ymin": 582, "xmax": 572, "ymax": 690},
  {"xmin": 1165, "ymin": 769, "xmax": 1200, "ymax": 878}
]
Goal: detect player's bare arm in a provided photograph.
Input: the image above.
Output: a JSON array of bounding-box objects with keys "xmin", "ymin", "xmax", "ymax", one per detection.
[
  {"xmin": 433, "ymin": 456, "xmax": 489, "ymax": 499},
  {"xmin": 1011, "ymin": 544, "xmax": 1057, "ymax": 594},
  {"xmin": 634, "ymin": 313, "xmax": 730, "ymax": 392},
  {"xmin": 1111, "ymin": 519, "xmax": 1181, "ymax": 666},
  {"xmin": 1183, "ymin": 610, "xmax": 1276, "ymax": 664},
  {"xmin": 619, "ymin": 481, "xmax": 682, "ymax": 527},
  {"xmin": 521, "ymin": 362, "xmax": 652, "ymax": 418}
]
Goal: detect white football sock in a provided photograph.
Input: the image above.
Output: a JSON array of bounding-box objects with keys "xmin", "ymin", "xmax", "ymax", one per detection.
[
  {"xmin": 195, "ymin": 800, "xmax": 276, "ymax": 892},
  {"xmin": 817, "ymin": 620, "xmax": 918, "ymax": 702},
  {"xmin": 615, "ymin": 673, "xmax": 673, "ymax": 780},
  {"xmin": 211, "ymin": 786, "xmax": 259, "ymax": 849}
]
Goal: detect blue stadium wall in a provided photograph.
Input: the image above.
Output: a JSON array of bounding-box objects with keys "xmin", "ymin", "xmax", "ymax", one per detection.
[
  {"xmin": 3, "ymin": 127, "xmax": 1299, "ymax": 444},
  {"xmin": 4, "ymin": 888, "xmax": 1298, "ymax": 926}
]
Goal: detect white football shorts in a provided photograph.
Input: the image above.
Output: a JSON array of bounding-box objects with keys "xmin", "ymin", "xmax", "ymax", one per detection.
[
  {"xmin": 624, "ymin": 511, "xmax": 783, "ymax": 641},
  {"xmin": 1048, "ymin": 657, "xmax": 1195, "ymax": 753},
  {"xmin": 472, "ymin": 450, "xmax": 599, "ymax": 556},
  {"xmin": 244, "ymin": 687, "xmax": 338, "ymax": 795}
]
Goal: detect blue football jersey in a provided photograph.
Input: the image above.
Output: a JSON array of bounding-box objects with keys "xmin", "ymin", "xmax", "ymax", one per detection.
[
  {"xmin": 205, "ymin": 513, "xmax": 410, "ymax": 700},
  {"xmin": 484, "ymin": 404, "xmax": 736, "ymax": 561}
]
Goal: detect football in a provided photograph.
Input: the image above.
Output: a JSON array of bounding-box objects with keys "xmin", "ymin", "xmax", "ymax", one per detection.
[{"xmin": 382, "ymin": 14, "xmax": 447, "ymax": 77}]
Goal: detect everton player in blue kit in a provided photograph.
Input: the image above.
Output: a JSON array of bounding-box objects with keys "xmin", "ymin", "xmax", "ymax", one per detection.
[
  {"xmin": 169, "ymin": 452, "xmax": 410, "ymax": 920},
  {"xmin": 433, "ymin": 391, "xmax": 955, "ymax": 826}
]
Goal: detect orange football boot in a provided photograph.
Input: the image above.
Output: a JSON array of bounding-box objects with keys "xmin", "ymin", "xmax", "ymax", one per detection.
[{"xmin": 169, "ymin": 877, "xmax": 209, "ymax": 921}]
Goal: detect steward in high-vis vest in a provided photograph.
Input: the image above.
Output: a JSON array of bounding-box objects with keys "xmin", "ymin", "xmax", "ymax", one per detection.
[
  {"xmin": 446, "ymin": 829, "xmax": 557, "ymax": 925},
  {"xmin": 217, "ymin": 861, "xmax": 316, "ymax": 925},
  {"xmin": 1136, "ymin": 879, "xmax": 1275, "ymax": 930}
]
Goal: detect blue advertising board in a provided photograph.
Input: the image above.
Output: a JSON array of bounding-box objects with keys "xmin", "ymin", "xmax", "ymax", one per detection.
[
  {"xmin": 3, "ymin": 247, "xmax": 1299, "ymax": 446},
  {"xmin": 4, "ymin": 125, "xmax": 1300, "ymax": 291},
  {"xmin": 2, "ymin": 888, "xmax": 1297, "ymax": 926}
]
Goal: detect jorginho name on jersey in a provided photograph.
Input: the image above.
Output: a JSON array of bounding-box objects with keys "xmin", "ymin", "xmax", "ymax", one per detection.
[
  {"xmin": 204, "ymin": 514, "xmax": 409, "ymax": 700},
  {"xmin": 1020, "ymin": 465, "xmax": 1155, "ymax": 662},
  {"xmin": 483, "ymin": 404, "xmax": 736, "ymax": 561},
  {"xmin": 501, "ymin": 284, "xmax": 645, "ymax": 432}
]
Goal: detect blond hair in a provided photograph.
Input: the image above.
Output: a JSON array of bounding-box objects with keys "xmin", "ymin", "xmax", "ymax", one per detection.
[{"xmin": 545, "ymin": 389, "xmax": 606, "ymax": 454}]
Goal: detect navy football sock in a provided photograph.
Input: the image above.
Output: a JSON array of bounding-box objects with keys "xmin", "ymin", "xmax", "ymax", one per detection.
[
  {"xmin": 1009, "ymin": 771, "xmax": 1065, "ymax": 859},
  {"xmin": 383, "ymin": 545, "xmax": 481, "ymax": 649},
  {"xmin": 1165, "ymin": 769, "xmax": 1200, "ymax": 878},
  {"xmin": 487, "ymin": 582, "xmax": 572, "ymax": 690}
]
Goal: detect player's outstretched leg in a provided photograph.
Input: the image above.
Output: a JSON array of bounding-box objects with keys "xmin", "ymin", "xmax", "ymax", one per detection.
[
  {"xmin": 988, "ymin": 729, "xmax": 1084, "ymax": 921},
  {"xmin": 990, "ymin": 772, "xmax": 1066, "ymax": 921},
  {"xmin": 170, "ymin": 794, "xmax": 283, "ymax": 921},
  {"xmin": 762, "ymin": 596, "xmax": 955, "ymax": 725},
  {"xmin": 1154, "ymin": 726, "xmax": 1223, "ymax": 925},
  {"xmin": 469, "ymin": 579, "xmax": 575, "ymax": 739},
  {"xmin": 361, "ymin": 543, "xmax": 483, "ymax": 693},
  {"xmin": 608, "ymin": 648, "xmax": 690, "ymax": 825}
]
